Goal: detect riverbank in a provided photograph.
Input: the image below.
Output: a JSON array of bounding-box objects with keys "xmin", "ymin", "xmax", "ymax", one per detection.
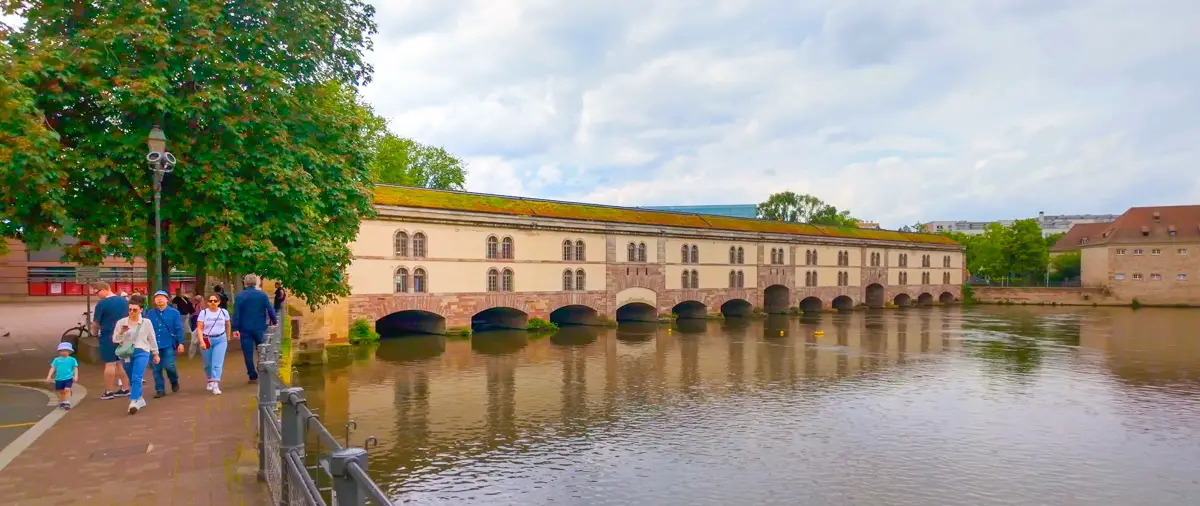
[{"xmin": 969, "ymin": 286, "xmax": 1199, "ymax": 308}]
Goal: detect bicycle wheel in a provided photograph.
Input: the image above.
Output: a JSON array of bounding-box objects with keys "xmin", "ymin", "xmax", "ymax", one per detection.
[{"xmin": 61, "ymin": 327, "xmax": 84, "ymax": 354}]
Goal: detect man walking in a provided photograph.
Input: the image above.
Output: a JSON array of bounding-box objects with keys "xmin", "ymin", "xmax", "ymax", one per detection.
[
  {"xmin": 231, "ymin": 274, "xmax": 277, "ymax": 383},
  {"xmin": 171, "ymin": 288, "xmax": 195, "ymax": 334},
  {"xmin": 90, "ymin": 281, "xmax": 131, "ymax": 400},
  {"xmin": 146, "ymin": 290, "xmax": 186, "ymax": 397},
  {"xmin": 273, "ymin": 282, "xmax": 287, "ymax": 314}
]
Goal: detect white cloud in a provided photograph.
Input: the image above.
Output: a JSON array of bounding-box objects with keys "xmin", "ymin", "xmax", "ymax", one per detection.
[{"xmin": 363, "ymin": 0, "xmax": 1200, "ymax": 227}]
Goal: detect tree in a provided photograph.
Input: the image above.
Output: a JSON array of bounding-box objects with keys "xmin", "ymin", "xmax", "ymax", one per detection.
[
  {"xmin": 1049, "ymin": 251, "xmax": 1081, "ymax": 281},
  {"xmin": 372, "ymin": 134, "xmax": 467, "ymax": 190},
  {"xmin": 940, "ymin": 220, "xmax": 1048, "ymax": 283},
  {"xmin": 756, "ymin": 191, "xmax": 858, "ymax": 226},
  {"xmin": 2, "ymin": 0, "xmax": 378, "ymax": 307},
  {"xmin": 1044, "ymin": 232, "xmax": 1065, "ymax": 250}
]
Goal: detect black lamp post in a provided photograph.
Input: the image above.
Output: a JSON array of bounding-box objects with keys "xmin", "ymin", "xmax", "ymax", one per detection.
[{"xmin": 146, "ymin": 125, "xmax": 177, "ymax": 293}]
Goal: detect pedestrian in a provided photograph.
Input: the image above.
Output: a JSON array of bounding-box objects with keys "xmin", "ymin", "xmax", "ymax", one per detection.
[
  {"xmin": 146, "ymin": 290, "xmax": 186, "ymax": 398},
  {"xmin": 195, "ymin": 294, "xmax": 232, "ymax": 395},
  {"xmin": 46, "ymin": 342, "xmax": 79, "ymax": 410},
  {"xmin": 214, "ymin": 284, "xmax": 230, "ymax": 309},
  {"xmin": 113, "ymin": 294, "xmax": 159, "ymax": 414},
  {"xmin": 90, "ymin": 281, "xmax": 131, "ymax": 400},
  {"xmin": 172, "ymin": 288, "xmax": 195, "ymax": 334},
  {"xmin": 231, "ymin": 274, "xmax": 277, "ymax": 383},
  {"xmin": 273, "ymin": 282, "xmax": 287, "ymax": 314}
]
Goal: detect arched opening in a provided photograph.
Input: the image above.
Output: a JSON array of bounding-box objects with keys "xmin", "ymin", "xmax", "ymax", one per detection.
[
  {"xmin": 471, "ymin": 307, "xmax": 529, "ymax": 331},
  {"xmin": 616, "ymin": 302, "xmax": 657, "ymax": 322},
  {"xmin": 917, "ymin": 293, "xmax": 935, "ymax": 306},
  {"xmin": 672, "ymin": 300, "xmax": 708, "ymax": 319},
  {"xmin": 893, "ymin": 293, "xmax": 913, "ymax": 307},
  {"xmin": 799, "ymin": 296, "xmax": 823, "ymax": 313},
  {"xmin": 832, "ymin": 295, "xmax": 854, "ymax": 312},
  {"xmin": 939, "ymin": 292, "xmax": 956, "ymax": 304},
  {"xmin": 720, "ymin": 299, "xmax": 752, "ymax": 317},
  {"xmin": 550, "ymin": 305, "xmax": 599, "ymax": 326},
  {"xmin": 866, "ymin": 283, "xmax": 885, "ymax": 309},
  {"xmin": 376, "ymin": 310, "xmax": 446, "ymax": 337},
  {"xmin": 763, "ymin": 284, "xmax": 790, "ymax": 314}
]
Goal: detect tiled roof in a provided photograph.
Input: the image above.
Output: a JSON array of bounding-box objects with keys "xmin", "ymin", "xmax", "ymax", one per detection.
[
  {"xmin": 1088, "ymin": 205, "xmax": 1200, "ymax": 245},
  {"xmin": 1050, "ymin": 222, "xmax": 1113, "ymax": 252},
  {"xmin": 373, "ymin": 186, "xmax": 958, "ymax": 246}
]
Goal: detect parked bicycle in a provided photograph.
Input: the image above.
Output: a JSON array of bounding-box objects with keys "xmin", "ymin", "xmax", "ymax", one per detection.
[{"xmin": 61, "ymin": 310, "xmax": 93, "ymax": 354}]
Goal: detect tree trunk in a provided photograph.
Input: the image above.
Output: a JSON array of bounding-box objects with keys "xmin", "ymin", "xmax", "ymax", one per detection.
[{"xmin": 195, "ymin": 262, "xmax": 207, "ymax": 298}]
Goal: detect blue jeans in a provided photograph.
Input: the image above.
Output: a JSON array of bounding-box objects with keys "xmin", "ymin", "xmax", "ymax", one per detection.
[
  {"xmin": 240, "ymin": 329, "xmax": 265, "ymax": 380},
  {"xmin": 152, "ymin": 347, "xmax": 179, "ymax": 393},
  {"xmin": 202, "ymin": 335, "xmax": 229, "ymax": 382},
  {"xmin": 127, "ymin": 349, "xmax": 151, "ymax": 401}
]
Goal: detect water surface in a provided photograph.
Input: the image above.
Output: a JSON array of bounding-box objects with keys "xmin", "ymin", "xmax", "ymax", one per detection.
[{"xmin": 294, "ymin": 306, "xmax": 1200, "ymax": 505}]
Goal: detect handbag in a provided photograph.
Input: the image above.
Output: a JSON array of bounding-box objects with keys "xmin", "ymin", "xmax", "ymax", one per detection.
[{"xmin": 115, "ymin": 320, "xmax": 144, "ymax": 360}]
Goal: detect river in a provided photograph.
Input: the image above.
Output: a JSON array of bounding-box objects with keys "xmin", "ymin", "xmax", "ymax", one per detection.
[{"xmin": 292, "ymin": 306, "xmax": 1200, "ymax": 505}]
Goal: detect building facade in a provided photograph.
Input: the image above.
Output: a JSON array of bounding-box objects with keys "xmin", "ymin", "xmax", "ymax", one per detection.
[
  {"xmin": 1078, "ymin": 205, "xmax": 1200, "ymax": 305},
  {"xmin": 0, "ymin": 239, "xmax": 196, "ymax": 301},
  {"xmin": 925, "ymin": 211, "xmax": 1121, "ymax": 238},
  {"xmin": 318, "ymin": 187, "xmax": 964, "ymax": 340}
]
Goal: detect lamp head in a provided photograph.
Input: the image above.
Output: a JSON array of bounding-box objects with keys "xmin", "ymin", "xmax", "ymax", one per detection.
[{"xmin": 147, "ymin": 124, "xmax": 167, "ymax": 154}]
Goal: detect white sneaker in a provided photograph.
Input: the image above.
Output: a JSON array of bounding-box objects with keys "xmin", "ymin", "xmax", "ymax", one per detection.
[
  {"xmin": 206, "ymin": 382, "xmax": 214, "ymax": 391},
  {"xmin": 212, "ymin": 385, "xmax": 222, "ymax": 395},
  {"xmin": 128, "ymin": 400, "xmax": 139, "ymax": 414}
]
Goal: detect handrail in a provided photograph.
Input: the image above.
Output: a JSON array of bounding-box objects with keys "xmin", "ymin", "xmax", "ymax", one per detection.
[{"xmin": 347, "ymin": 461, "xmax": 394, "ymax": 505}]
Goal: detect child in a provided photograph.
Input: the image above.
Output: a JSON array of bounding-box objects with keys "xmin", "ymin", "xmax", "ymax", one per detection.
[{"xmin": 47, "ymin": 342, "xmax": 80, "ymax": 410}]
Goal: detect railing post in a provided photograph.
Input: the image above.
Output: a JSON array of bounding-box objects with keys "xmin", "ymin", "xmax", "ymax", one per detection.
[
  {"xmin": 256, "ymin": 358, "xmax": 277, "ymax": 482},
  {"xmin": 279, "ymin": 387, "xmax": 306, "ymax": 505},
  {"xmin": 329, "ymin": 448, "xmax": 369, "ymax": 506}
]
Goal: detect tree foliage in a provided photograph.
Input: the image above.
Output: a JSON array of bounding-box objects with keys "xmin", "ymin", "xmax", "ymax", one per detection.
[
  {"xmin": 1, "ymin": 0, "xmax": 378, "ymax": 307},
  {"xmin": 372, "ymin": 134, "xmax": 467, "ymax": 190},
  {"xmin": 1049, "ymin": 251, "xmax": 1081, "ymax": 281},
  {"xmin": 938, "ymin": 219, "xmax": 1049, "ymax": 282},
  {"xmin": 756, "ymin": 191, "xmax": 858, "ymax": 227}
]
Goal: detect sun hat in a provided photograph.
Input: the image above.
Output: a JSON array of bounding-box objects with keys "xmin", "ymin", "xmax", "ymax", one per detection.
[
  {"xmin": 57, "ymin": 342, "xmax": 74, "ymax": 352},
  {"xmin": 153, "ymin": 290, "xmax": 171, "ymax": 299}
]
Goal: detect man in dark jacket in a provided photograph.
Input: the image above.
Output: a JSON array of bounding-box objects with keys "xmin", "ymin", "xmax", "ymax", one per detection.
[
  {"xmin": 232, "ymin": 274, "xmax": 277, "ymax": 383},
  {"xmin": 147, "ymin": 290, "xmax": 186, "ymax": 397}
]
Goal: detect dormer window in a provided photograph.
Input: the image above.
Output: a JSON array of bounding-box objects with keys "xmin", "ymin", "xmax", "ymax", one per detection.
[
  {"xmin": 1152, "ymin": 212, "xmax": 1161, "ymax": 221},
  {"xmin": 1140, "ymin": 225, "xmax": 1150, "ymax": 237},
  {"xmin": 1080, "ymin": 237, "xmax": 1089, "ymax": 244}
]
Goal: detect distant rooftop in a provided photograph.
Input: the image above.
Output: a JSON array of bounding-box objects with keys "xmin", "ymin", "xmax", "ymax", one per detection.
[{"xmin": 641, "ymin": 204, "xmax": 758, "ymax": 219}]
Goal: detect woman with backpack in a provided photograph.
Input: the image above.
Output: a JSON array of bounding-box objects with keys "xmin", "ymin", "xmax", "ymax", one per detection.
[{"xmin": 195, "ymin": 293, "xmax": 232, "ymax": 395}]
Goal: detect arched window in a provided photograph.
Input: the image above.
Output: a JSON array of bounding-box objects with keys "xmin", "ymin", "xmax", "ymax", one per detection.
[
  {"xmin": 501, "ymin": 237, "xmax": 514, "ymax": 259},
  {"xmin": 736, "ymin": 270, "xmax": 745, "ymax": 288},
  {"xmin": 690, "ymin": 269, "xmax": 699, "ymax": 289},
  {"xmin": 690, "ymin": 245, "xmax": 699, "ymax": 264},
  {"xmin": 486, "ymin": 236, "xmax": 499, "ymax": 259},
  {"xmin": 576, "ymin": 269, "xmax": 586, "ymax": 291},
  {"xmin": 637, "ymin": 242, "xmax": 647, "ymax": 262},
  {"xmin": 736, "ymin": 247, "xmax": 744, "ymax": 264},
  {"xmin": 563, "ymin": 240, "xmax": 574, "ymax": 261},
  {"xmin": 805, "ymin": 271, "xmax": 812, "ymax": 287},
  {"xmin": 729, "ymin": 246, "xmax": 736, "ymax": 264},
  {"xmin": 413, "ymin": 268, "xmax": 427, "ymax": 292},
  {"xmin": 681, "ymin": 244, "xmax": 690, "ymax": 264},
  {"xmin": 563, "ymin": 269, "xmax": 574, "ymax": 291},
  {"xmin": 394, "ymin": 231, "xmax": 409, "ymax": 257},
  {"xmin": 681, "ymin": 270, "xmax": 690, "ymax": 288},
  {"xmin": 575, "ymin": 240, "xmax": 585, "ymax": 261},
  {"xmin": 487, "ymin": 268, "xmax": 499, "ymax": 292},
  {"xmin": 805, "ymin": 250, "xmax": 812, "ymax": 265},
  {"xmin": 812, "ymin": 250, "xmax": 818, "ymax": 265},
  {"xmin": 412, "ymin": 233, "xmax": 426, "ymax": 258},
  {"xmin": 627, "ymin": 242, "xmax": 637, "ymax": 262},
  {"xmin": 811, "ymin": 271, "xmax": 818, "ymax": 286},
  {"xmin": 729, "ymin": 270, "xmax": 737, "ymax": 288},
  {"xmin": 943, "ymin": 272, "xmax": 950, "ymax": 284},
  {"xmin": 501, "ymin": 268, "xmax": 514, "ymax": 291},
  {"xmin": 394, "ymin": 267, "xmax": 409, "ymax": 293}
]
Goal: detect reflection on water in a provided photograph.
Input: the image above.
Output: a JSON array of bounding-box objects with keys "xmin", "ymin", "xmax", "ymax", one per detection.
[{"xmin": 293, "ymin": 307, "xmax": 1200, "ymax": 506}]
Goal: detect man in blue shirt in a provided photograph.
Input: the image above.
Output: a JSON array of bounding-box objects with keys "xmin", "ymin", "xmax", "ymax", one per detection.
[
  {"xmin": 146, "ymin": 290, "xmax": 186, "ymax": 397},
  {"xmin": 90, "ymin": 281, "xmax": 131, "ymax": 400},
  {"xmin": 232, "ymin": 274, "xmax": 277, "ymax": 383}
]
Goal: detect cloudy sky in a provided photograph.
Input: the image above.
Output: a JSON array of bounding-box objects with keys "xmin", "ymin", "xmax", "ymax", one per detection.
[{"xmin": 362, "ymin": 0, "xmax": 1199, "ymax": 227}]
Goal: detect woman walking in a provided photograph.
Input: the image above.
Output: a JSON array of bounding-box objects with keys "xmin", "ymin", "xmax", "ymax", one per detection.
[
  {"xmin": 113, "ymin": 294, "xmax": 159, "ymax": 414},
  {"xmin": 195, "ymin": 294, "xmax": 232, "ymax": 395}
]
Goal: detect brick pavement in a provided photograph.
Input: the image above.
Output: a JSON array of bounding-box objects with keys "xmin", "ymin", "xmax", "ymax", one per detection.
[{"xmin": 0, "ymin": 301, "xmax": 267, "ymax": 505}]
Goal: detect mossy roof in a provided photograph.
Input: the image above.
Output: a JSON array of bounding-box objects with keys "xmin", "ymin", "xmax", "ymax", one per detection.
[{"xmin": 374, "ymin": 186, "xmax": 958, "ymax": 246}]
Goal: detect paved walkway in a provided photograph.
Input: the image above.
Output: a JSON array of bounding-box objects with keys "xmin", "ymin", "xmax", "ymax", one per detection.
[{"xmin": 0, "ymin": 301, "xmax": 267, "ymax": 505}]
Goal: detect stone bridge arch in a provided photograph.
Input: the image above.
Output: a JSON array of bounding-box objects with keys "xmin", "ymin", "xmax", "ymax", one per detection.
[
  {"xmin": 550, "ymin": 305, "xmax": 600, "ymax": 326},
  {"xmin": 831, "ymin": 295, "xmax": 855, "ymax": 312},
  {"xmin": 376, "ymin": 310, "xmax": 446, "ymax": 337},
  {"xmin": 720, "ymin": 298, "xmax": 753, "ymax": 317},
  {"xmin": 763, "ymin": 284, "xmax": 790, "ymax": 314},
  {"xmin": 799, "ymin": 296, "xmax": 823, "ymax": 313},
  {"xmin": 472, "ymin": 307, "xmax": 529, "ymax": 331},
  {"xmin": 671, "ymin": 300, "xmax": 708, "ymax": 319},
  {"xmin": 916, "ymin": 292, "xmax": 935, "ymax": 306}
]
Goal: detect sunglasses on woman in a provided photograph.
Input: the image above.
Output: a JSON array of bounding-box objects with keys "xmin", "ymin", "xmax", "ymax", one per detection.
[{"xmin": 208, "ymin": 299, "xmax": 219, "ymax": 303}]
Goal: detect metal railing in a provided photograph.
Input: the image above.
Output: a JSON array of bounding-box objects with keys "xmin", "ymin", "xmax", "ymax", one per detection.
[{"xmin": 256, "ymin": 308, "xmax": 393, "ymax": 505}]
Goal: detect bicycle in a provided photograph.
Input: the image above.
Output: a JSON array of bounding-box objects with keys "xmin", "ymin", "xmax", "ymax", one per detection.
[{"xmin": 61, "ymin": 310, "xmax": 93, "ymax": 354}]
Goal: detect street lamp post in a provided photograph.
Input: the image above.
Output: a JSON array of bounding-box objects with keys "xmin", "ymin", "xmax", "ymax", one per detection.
[{"xmin": 146, "ymin": 125, "xmax": 177, "ymax": 293}]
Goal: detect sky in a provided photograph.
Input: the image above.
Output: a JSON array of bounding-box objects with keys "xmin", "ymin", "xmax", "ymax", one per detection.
[{"xmin": 361, "ymin": 0, "xmax": 1200, "ymax": 228}]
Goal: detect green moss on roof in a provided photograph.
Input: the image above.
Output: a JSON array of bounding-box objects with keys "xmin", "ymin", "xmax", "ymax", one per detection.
[{"xmin": 374, "ymin": 186, "xmax": 957, "ymax": 246}]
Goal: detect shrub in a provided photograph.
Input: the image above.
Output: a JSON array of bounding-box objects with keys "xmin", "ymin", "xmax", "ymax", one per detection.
[
  {"xmin": 961, "ymin": 284, "xmax": 977, "ymax": 304},
  {"xmin": 348, "ymin": 317, "xmax": 380, "ymax": 345},
  {"xmin": 526, "ymin": 317, "xmax": 559, "ymax": 333},
  {"xmin": 1131, "ymin": 298, "xmax": 1142, "ymax": 310}
]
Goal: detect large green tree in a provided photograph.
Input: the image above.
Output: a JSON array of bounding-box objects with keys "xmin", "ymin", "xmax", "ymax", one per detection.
[
  {"xmin": 940, "ymin": 219, "xmax": 1049, "ymax": 282},
  {"xmin": 756, "ymin": 191, "xmax": 858, "ymax": 227},
  {"xmin": 1, "ymin": 0, "xmax": 378, "ymax": 307},
  {"xmin": 372, "ymin": 134, "xmax": 467, "ymax": 190}
]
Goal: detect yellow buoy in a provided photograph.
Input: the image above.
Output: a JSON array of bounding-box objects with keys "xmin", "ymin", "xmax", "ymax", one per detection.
[
  {"xmin": 814, "ymin": 330, "xmax": 825, "ymax": 336},
  {"xmin": 779, "ymin": 330, "xmax": 785, "ymax": 336}
]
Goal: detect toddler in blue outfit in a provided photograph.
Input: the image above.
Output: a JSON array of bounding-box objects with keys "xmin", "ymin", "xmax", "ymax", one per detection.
[{"xmin": 47, "ymin": 342, "xmax": 79, "ymax": 410}]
